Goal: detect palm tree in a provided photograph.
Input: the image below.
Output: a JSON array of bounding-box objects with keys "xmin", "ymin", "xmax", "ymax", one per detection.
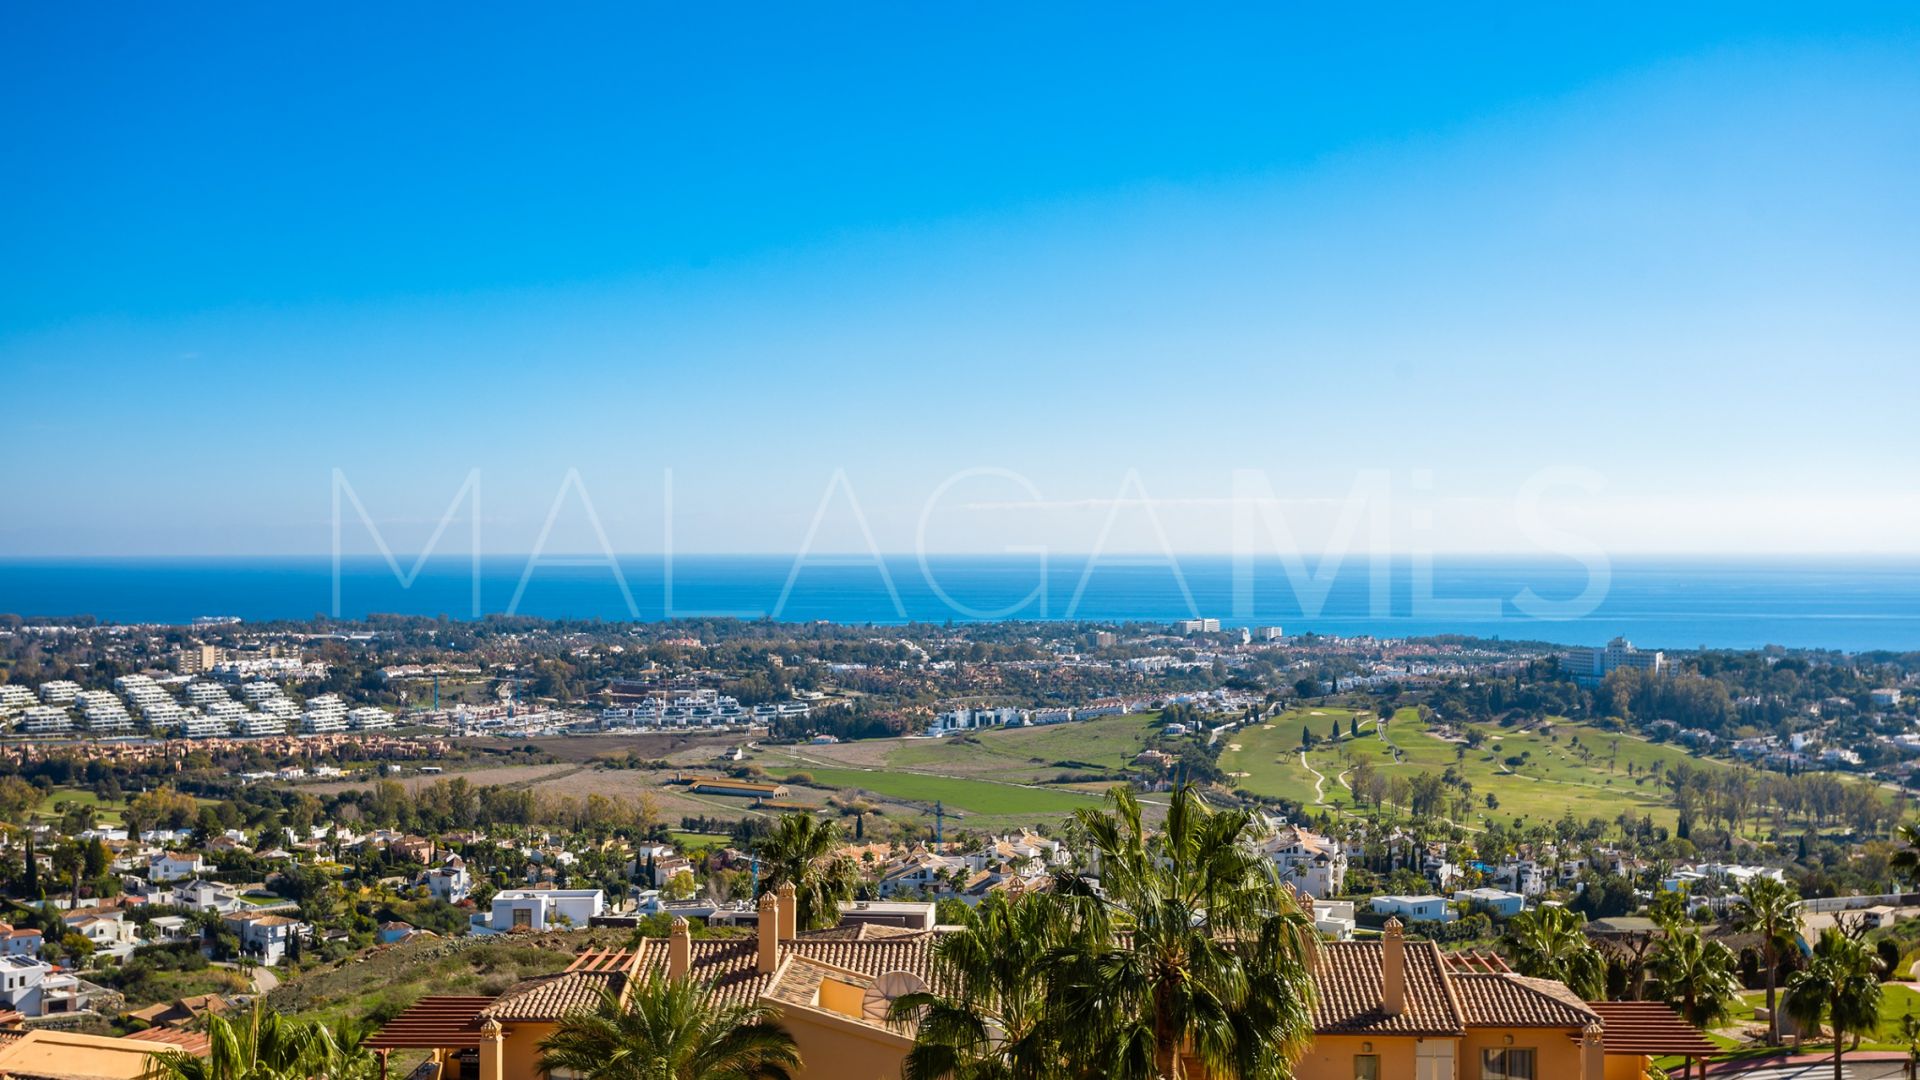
[
  {"xmin": 752, "ymin": 813, "xmax": 857, "ymax": 931},
  {"xmin": 1502, "ymin": 905, "xmax": 1606, "ymax": 1000},
  {"xmin": 146, "ymin": 1001, "xmax": 367, "ymax": 1080},
  {"xmin": 1047, "ymin": 786, "xmax": 1317, "ymax": 1080},
  {"xmin": 1786, "ymin": 927, "xmax": 1883, "ymax": 1080},
  {"xmin": 1890, "ymin": 822, "xmax": 1920, "ymax": 886},
  {"xmin": 1900, "ymin": 1010, "xmax": 1920, "ymax": 1080},
  {"xmin": 537, "ymin": 979, "xmax": 800, "ymax": 1080},
  {"xmin": 1732, "ymin": 874, "xmax": 1800, "ymax": 1045},
  {"xmin": 889, "ymin": 891, "xmax": 1086, "ymax": 1080},
  {"xmin": 1647, "ymin": 927, "xmax": 1742, "ymax": 1080}
]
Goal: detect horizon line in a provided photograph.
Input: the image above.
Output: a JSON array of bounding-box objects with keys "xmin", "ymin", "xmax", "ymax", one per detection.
[{"xmin": 4, "ymin": 551, "xmax": 1920, "ymax": 561}]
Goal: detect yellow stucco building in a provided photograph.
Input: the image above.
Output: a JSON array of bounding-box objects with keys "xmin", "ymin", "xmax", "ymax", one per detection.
[{"xmin": 369, "ymin": 894, "xmax": 1712, "ymax": 1080}]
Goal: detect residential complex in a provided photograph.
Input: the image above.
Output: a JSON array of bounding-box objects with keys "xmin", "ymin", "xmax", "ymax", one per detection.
[
  {"xmin": 1560, "ymin": 637, "xmax": 1666, "ymax": 686},
  {"xmin": 372, "ymin": 896, "xmax": 1711, "ymax": 1080}
]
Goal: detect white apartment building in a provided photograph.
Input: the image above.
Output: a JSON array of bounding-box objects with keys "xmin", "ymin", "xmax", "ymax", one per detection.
[
  {"xmin": 19, "ymin": 706, "xmax": 72, "ymax": 735},
  {"xmin": 1561, "ymin": 636, "xmax": 1666, "ymax": 686},
  {"xmin": 241, "ymin": 681, "xmax": 285, "ymax": 706},
  {"xmin": 0, "ymin": 686, "xmax": 35, "ymax": 713},
  {"xmin": 302, "ymin": 713, "xmax": 347, "ymax": 735},
  {"xmin": 80, "ymin": 697, "xmax": 134, "ymax": 734},
  {"xmin": 237, "ymin": 714, "xmax": 287, "ymax": 737},
  {"xmin": 182, "ymin": 711, "xmax": 233, "ymax": 734},
  {"xmin": 181, "ymin": 714, "xmax": 231, "ymax": 739},
  {"xmin": 186, "ymin": 682, "xmax": 232, "ymax": 707},
  {"xmin": 38, "ymin": 681, "xmax": 81, "ymax": 704},
  {"xmin": 142, "ymin": 701, "xmax": 186, "ymax": 730},
  {"xmin": 302, "ymin": 694, "xmax": 348, "ymax": 734},
  {"xmin": 1263, "ymin": 824, "xmax": 1348, "ymax": 899},
  {"xmin": 1179, "ymin": 618, "xmax": 1222, "ymax": 633},
  {"xmin": 348, "ymin": 706, "xmax": 395, "ymax": 730},
  {"xmin": 933, "ymin": 706, "xmax": 1022, "ymax": 732},
  {"xmin": 208, "ymin": 698, "xmax": 248, "ymax": 721}
]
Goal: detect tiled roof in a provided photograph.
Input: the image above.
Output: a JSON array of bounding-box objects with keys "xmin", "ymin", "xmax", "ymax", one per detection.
[
  {"xmin": 1310, "ymin": 941, "xmax": 1465, "ymax": 1036},
  {"xmin": 1453, "ymin": 973, "xmax": 1600, "ymax": 1028},
  {"xmin": 762, "ymin": 955, "xmax": 861, "ymax": 1008},
  {"xmin": 792, "ymin": 924, "xmax": 926, "ymax": 942},
  {"xmin": 481, "ymin": 970, "xmax": 623, "ymax": 1021},
  {"xmin": 624, "ymin": 935, "xmax": 938, "ymax": 1008},
  {"xmin": 123, "ymin": 1026, "xmax": 212, "ymax": 1055}
]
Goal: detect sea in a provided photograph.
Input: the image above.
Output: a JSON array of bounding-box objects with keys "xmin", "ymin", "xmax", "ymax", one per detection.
[{"xmin": 0, "ymin": 555, "xmax": 1916, "ymax": 653}]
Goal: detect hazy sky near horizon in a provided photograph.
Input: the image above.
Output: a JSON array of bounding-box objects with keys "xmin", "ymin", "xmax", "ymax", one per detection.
[{"xmin": 2, "ymin": 5, "xmax": 1917, "ymax": 558}]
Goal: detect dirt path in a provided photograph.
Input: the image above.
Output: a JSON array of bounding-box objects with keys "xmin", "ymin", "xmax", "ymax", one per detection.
[{"xmin": 1300, "ymin": 751, "xmax": 1329, "ymax": 804}]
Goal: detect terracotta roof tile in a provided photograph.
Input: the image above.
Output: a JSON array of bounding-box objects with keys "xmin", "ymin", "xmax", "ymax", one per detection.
[
  {"xmin": 1453, "ymin": 973, "xmax": 1600, "ymax": 1028},
  {"xmin": 623, "ymin": 936, "xmax": 938, "ymax": 1009},
  {"xmin": 1310, "ymin": 940, "xmax": 1465, "ymax": 1036},
  {"xmin": 481, "ymin": 970, "xmax": 623, "ymax": 1021},
  {"xmin": 123, "ymin": 1027, "xmax": 212, "ymax": 1055}
]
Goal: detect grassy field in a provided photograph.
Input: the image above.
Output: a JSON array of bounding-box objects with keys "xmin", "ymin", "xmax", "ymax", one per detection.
[
  {"xmin": 1653, "ymin": 985, "xmax": 1920, "ymax": 1068},
  {"xmin": 1218, "ymin": 705, "xmax": 1728, "ymax": 830},
  {"xmin": 35, "ymin": 786, "xmax": 215, "ymax": 825},
  {"xmin": 787, "ymin": 765, "xmax": 1106, "ymax": 817},
  {"xmin": 728, "ymin": 712, "xmax": 1167, "ymax": 828},
  {"xmin": 886, "ymin": 713, "xmax": 1162, "ymax": 775},
  {"xmin": 269, "ymin": 931, "xmax": 588, "ymax": 1032},
  {"xmin": 669, "ymin": 831, "xmax": 733, "ymax": 850},
  {"xmin": 37, "ymin": 788, "xmax": 131, "ymax": 823}
]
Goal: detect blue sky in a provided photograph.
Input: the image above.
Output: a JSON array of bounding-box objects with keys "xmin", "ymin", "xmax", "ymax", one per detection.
[{"xmin": 2, "ymin": 5, "xmax": 1917, "ymax": 557}]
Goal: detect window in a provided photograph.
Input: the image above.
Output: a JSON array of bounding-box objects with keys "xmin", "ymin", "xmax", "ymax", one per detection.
[
  {"xmin": 512, "ymin": 907, "xmax": 533, "ymax": 929},
  {"xmin": 1482, "ymin": 1048, "xmax": 1535, "ymax": 1080},
  {"xmin": 1354, "ymin": 1054, "xmax": 1380, "ymax": 1080}
]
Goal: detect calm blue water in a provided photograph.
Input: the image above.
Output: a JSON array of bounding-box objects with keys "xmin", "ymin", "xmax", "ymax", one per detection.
[{"xmin": 0, "ymin": 556, "xmax": 1916, "ymax": 652}]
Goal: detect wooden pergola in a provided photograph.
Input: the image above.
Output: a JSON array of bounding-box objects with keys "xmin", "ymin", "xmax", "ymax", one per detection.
[{"xmin": 1584, "ymin": 1001, "xmax": 1722, "ymax": 1058}]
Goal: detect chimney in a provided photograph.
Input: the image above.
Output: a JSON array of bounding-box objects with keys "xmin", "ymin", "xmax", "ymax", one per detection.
[
  {"xmin": 1380, "ymin": 918, "xmax": 1405, "ymax": 1016},
  {"xmin": 1287, "ymin": 884, "xmax": 1319, "ymax": 969},
  {"xmin": 757, "ymin": 890, "xmax": 780, "ymax": 974},
  {"xmin": 667, "ymin": 916, "xmax": 690, "ymax": 981},
  {"xmin": 1580, "ymin": 1022, "xmax": 1605, "ymax": 1080},
  {"xmin": 776, "ymin": 881, "xmax": 798, "ymax": 940}
]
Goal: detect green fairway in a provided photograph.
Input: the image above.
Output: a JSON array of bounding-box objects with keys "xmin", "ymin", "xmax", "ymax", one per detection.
[
  {"xmin": 669, "ymin": 831, "xmax": 732, "ymax": 850},
  {"xmin": 886, "ymin": 712, "xmax": 1162, "ymax": 776},
  {"xmin": 36, "ymin": 787, "xmax": 130, "ymax": 823},
  {"xmin": 794, "ymin": 765, "xmax": 1104, "ymax": 817},
  {"xmin": 1219, "ymin": 705, "xmax": 1741, "ymax": 830}
]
